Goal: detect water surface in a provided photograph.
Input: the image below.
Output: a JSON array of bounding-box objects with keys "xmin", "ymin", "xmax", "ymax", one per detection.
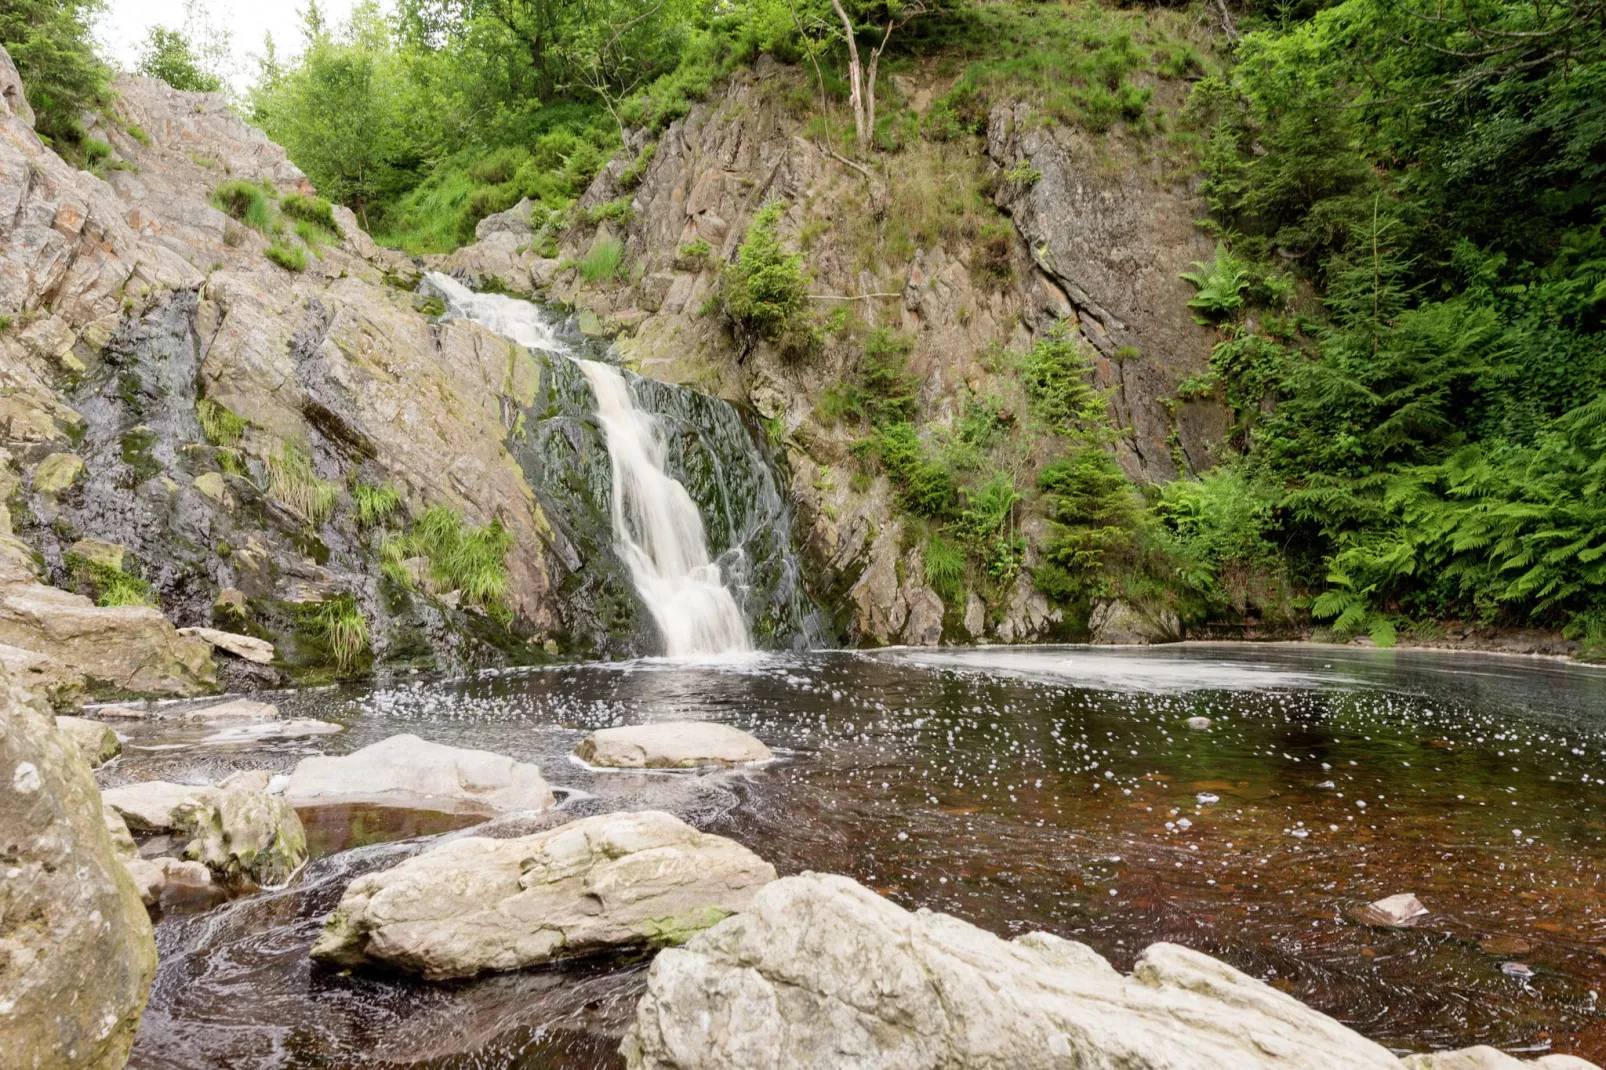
[{"xmin": 117, "ymin": 644, "xmax": 1606, "ymax": 1067}]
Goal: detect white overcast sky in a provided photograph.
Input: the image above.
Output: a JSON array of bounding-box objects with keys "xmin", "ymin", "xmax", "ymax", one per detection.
[{"xmin": 97, "ymin": 0, "xmax": 379, "ymax": 92}]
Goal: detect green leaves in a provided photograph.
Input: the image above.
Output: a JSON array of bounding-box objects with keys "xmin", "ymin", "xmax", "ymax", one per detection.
[
  {"xmin": 1180, "ymin": 242, "xmax": 1251, "ymax": 325},
  {"xmin": 721, "ymin": 201, "xmax": 812, "ymax": 350}
]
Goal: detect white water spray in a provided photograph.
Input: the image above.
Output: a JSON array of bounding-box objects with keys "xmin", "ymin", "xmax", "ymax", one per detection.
[{"xmin": 425, "ymin": 273, "xmax": 753, "ymax": 656}]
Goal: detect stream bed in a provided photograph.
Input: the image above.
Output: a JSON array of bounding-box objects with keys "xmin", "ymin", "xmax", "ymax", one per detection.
[{"xmin": 114, "ymin": 644, "xmax": 1606, "ymax": 1067}]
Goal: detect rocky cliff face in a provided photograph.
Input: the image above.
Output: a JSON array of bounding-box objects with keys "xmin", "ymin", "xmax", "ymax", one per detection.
[
  {"xmin": 3, "ymin": 50, "xmax": 814, "ymax": 683},
  {"xmin": 452, "ymin": 59, "xmax": 1226, "ymax": 645}
]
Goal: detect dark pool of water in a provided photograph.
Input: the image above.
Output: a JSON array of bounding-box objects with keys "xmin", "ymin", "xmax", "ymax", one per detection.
[{"xmin": 113, "ymin": 644, "xmax": 1606, "ymax": 1068}]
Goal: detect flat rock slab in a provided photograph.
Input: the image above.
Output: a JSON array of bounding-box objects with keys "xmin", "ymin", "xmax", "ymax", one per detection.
[
  {"xmin": 286, "ymin": 733, "xmax": 555, "ymax": 815},
  {"xmin": 201, "ymin": 719, "xmax": 344, "ymax": 745},
  {"xmin": 312, "ymin": 810, "xmax": 776, "ymax": 979},
  {"xmin": 176, "ymin": 697, "xmax": 279, "ymax": 720},
  {"xmin": 575, "ymin": 722, "xmax": 772, "ymax": 769},
  {"xmin": 1401, "ymin": 1046, "xmax": 1598, "ymax": 1069},
  {"xmin": 177, "ymin": 626, "xmax": 276, "ymax": 665},
  {"xmin": 102, "ymin": 780, "xmax": 217, "ymax": 832},
  {"xmin": 55, "ymin": 715, "xmax": 121, "ymax": 766},
  {"xmin": 622, "ymin": 872, "xmax": 1405, "ymax": 1070},
  {"xmin": 1349, "ymin": 892, "xmax": 1429, "ymax": 928}
]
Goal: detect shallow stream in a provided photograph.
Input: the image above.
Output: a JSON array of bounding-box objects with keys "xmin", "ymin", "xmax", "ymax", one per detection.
[{"xmin": 113, "ymin": 644, "xmax": 1606, "ymax": 1067}]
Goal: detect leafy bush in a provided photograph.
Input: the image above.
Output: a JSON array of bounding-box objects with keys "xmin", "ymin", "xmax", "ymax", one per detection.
[
  {"xmin": 1180, "ymin": 243, "xmax": 1250, "ymax": 325},
  {"xmin": 136, "ymin": 25, "xmax": 221, "ymax": 92},
  {"xmin": 819, "ymin": 329, "xmax": 919, "ymax": 426},
  {"xmin": 0, "ymin": 0, "xmax": 108, "ymax": 151}
]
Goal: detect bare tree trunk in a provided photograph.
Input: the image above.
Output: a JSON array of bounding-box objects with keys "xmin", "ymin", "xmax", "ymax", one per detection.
[
  {"xmin": 829, "ymin": 0, "xmax": 868, "ymax": 149},
  {"xmin": 864, "ymin": 19, "xmax": 894, "ymax": 150}
]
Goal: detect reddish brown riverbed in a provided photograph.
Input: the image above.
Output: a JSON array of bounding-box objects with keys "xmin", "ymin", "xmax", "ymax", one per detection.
[{"xmin": 114, "ymin": 645, "xmax": 1606, "ymax": 1067}]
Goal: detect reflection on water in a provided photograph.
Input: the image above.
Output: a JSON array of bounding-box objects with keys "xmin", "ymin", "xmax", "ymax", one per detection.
[{"xmin": 121, "ymin": 645, "xmax": 1606, "ymax": 1067}]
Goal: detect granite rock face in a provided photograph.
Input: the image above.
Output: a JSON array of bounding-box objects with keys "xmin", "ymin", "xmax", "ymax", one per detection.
[
  {"xmin": 0, "ymin": 656, "xmax": 156, "ymax": 1069},
  {"xmin": 621, "ymin": 872, "xmax": 1406, "ymax": 1070},
  {"xmin": 312, "ymin": 810, "xmax": 776, "ymax": 978}
]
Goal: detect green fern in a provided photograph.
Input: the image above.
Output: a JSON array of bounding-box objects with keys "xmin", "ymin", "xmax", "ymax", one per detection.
[{"xmin": 1181, "ymin": 242, "xmax": 1250, "ymax": 324}]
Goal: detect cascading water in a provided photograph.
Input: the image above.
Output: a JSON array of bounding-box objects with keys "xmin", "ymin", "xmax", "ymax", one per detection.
[{"xmin": 425, "ymin": 272, "xmax": 754, "ymax": 656}]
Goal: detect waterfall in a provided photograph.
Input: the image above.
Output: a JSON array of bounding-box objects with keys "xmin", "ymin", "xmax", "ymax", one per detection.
[{"xmin": 425, "ymin": 273, "xmax": 754, "ymax": 657}]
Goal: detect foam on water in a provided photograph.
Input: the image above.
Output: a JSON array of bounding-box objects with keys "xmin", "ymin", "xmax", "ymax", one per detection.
[{"xmin": 888, "ymin": 645, "xmax": 1345, "ymax": 692}]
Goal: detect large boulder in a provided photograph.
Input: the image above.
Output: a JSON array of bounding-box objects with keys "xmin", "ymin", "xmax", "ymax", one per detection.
[
  {"xmin": 621, "ymin": 872, "xmax": 1403, "ymax": 1070},
  {"xmin": 312, "ymin": 810, "xmax": 775, "ymax": 979},
  {"xmin": 575, "ymin": 722, "xmax": 772, "ymax": 769},
  {"xmin": 55, "ymin": 715, "xmax": 122, "ymax": 766},
  {"xmin": 0, "ymin": 641, "xmax": 84, "ymax": 709},
  {"xmin": 0, "ymin": 582, "xmax": 215, "ymax": 696},
  {"xmin": 285, "ymin": 734, "xmax": 555, "ymax": 815},
  {"xmin": 1088, "ymin": 599, "xmax": 1182, "ymax": 645},
  {"xmin": 0, "ymin": 654, "xmax": 156, "ymax": 1069},
  {"xmin": 173, "ymin": 787, "xmax": 307, "ymax": 887}
]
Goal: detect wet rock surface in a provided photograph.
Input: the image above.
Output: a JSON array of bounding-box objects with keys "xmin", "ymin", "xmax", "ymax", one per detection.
[
  {"xmin": 284, "ymin": 733, "xmax": 557, "ymax": 814},
  {"xmin": 576, "ymin": 722, "xmax": 773, "ymax": 768},
  {"xmin": 312, "ymin": 810, "xmax": 776, "ymax": 978},
  {"xmin": 622, "ymin": 872, "xmax": 1403, "ymax": 1069},
  {"xmin": 0, "ymin": 655, "xmax": 156, "ymax": 1069}
]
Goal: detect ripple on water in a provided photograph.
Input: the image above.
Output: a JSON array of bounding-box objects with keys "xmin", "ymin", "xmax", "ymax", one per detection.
[{"xmin": 123, "ymin": 646, "xmax": 1606, "ymax": 1066}]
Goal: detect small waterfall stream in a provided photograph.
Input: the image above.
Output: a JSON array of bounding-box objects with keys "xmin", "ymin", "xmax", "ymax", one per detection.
[{"xmin": 426, "ymin": 273, "xmax": 753, "ymax": 656}]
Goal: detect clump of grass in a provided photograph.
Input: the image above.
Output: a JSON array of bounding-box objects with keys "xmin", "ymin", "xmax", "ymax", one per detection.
[
  {"xmin": 280, "ymin": 192, "xmax": 337, "ymax": 230},
  {"xmin": 351, "ymin": 480, "xmax": 403, "ymax": 527},
  {"xmin": 381, "ymin": 506, "xmax": 513, "ymax": 618},
  {"xmin": 265, "ymin": 240, "xmax": 308, "ymax": 272},
  {"xmin": 291, "ymin": 219, "xmax": 336, "ymax": 252},
  {"xmin": 265, "ymin": 443, "xmax": 337, "ymax": 525},
  {"xmin": 68, "ymin": 554, "xmax": 157, "ymax": 608},
  {"xmin": 125, "ymin": 123, "xmax": 150, "ymax": 146},
  {"xmin": 578, "ymin": 238, "xmax": 626, "ymax": 283},
  {"xmin": 196, "ymin": 398, "xmax": 247, "ymax": 448},
  {"xmin": 311, "ymin": 593, "xmax": 369, "ymax": 673},
  {"xmin": 923, "ymin": 533, "xmax": 966, "ymax": 602},
  {"xmin": 211, "ymin": 180, "xmax": 276, "ymax": 233}
]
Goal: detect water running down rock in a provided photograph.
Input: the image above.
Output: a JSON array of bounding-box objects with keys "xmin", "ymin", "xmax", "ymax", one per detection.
[{"xmin": 427, "ymin": 272, "xmax": 753, "ymax": 657}]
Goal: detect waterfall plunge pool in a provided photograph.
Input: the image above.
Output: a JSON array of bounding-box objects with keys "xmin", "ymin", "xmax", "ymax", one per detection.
[{"xmin": 116, "ymin": 644, "xmax": 1606, "ymax": 1067}]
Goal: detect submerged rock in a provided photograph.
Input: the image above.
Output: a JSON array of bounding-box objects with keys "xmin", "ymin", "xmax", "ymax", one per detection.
[
  {"xmin": 286, "ymin": 734, "xmax": 556, "ymax": 815},
  {"xmin": 1401, "ymin": 1047, "xmax": 1597, "ymax": 1069},
  {"xmin": 122, "ymin": 856, "xmax": 218, "ymax": 911},
  {"xmin": 176, "ymin": 697, "xmax": 279, "ymax": 720},
  {"xmin": 621, "ymin": 872, "xmax": 1402, "ymax": 1070},
  {"xmin": 1349, "ymin": 893, "xmax": 1429, "ymax": 928},
  {"xmin": 0, "ymin": 655, "xmax": 156, "ymax": 1069},
  {"xmin": 55, "ymin": 714, "xmax": 122, "ymax": 766},
  {"xmin": 575, "ymin": 722, "xmax": 772, "ymax": 769},
  {"xmin": 312, "ymin": 810, "xmax": 775, "ymax": 979},
  {"xmin": 177, "ymin": 626, "xmax": 276, "ymax": 665}
]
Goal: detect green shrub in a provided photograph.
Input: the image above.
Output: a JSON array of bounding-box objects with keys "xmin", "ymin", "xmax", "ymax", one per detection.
[
  {"xmin": 1021, "ymin": 323, "xmax": 1110, "ymax": 438},
  {"xmin": 1036, "ymin": 451, "xmax": 1141, "ymax": 594},
  {"xmin": 722, "ymin": 201, "xmax": 809, "ymax": 345},
  {"xmin": 1180, "ymin": 242, "xmax": 1251, "ymax": 325},
  {"xmin": 265, "ymin": 241, "xmax": 308, "ymax": 272},
  {"xmin": 265, "ymin": 443, "xmax": 337, "ymax": 525},
  {"xmin": 579, "ymin": 238, "xmax": 626, "ymax": 283},
  {"xmin": 677, "ymin": 238, "xmax": 713, "ymax": 262},
  {"xmin": 820, "ymin": 329, "xmax": 919, "ymax": 426}
]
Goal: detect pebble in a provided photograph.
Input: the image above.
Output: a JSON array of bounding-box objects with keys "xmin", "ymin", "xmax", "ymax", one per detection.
[{"xmin": 1185, "ymin": 717, "xmax": 1212, "ymax": 730}]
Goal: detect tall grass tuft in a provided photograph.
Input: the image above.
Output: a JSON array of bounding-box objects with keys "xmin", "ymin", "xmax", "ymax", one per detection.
[
  {"xmin": 579, "ymin": 238, "xmax": 626, "ymax": 283},
  {"xmin": 265, "ymin": 443, "xmax": 337, "ymax": 525}
]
